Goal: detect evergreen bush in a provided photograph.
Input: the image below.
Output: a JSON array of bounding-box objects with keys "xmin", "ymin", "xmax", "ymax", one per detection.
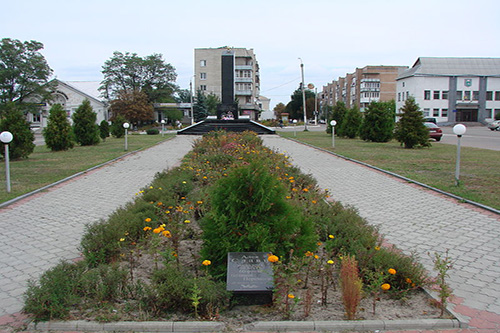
[
  {"xmin": 72, "ymin": 99, "xmax": 100, "ymax": 146},
  {"xmin": 43, "ymin": 104, "xmax": 74, "ymax": 151},
  {"xmin": 146, "ymin": 128, "xmax": 159, "ymax": 135},
  {"xmin": 394, "ymin": 97, "xmax": 430, "ymax": 148},
  {"xmin": 359, "ymin": 101, "xmax": 395, "ymax": 142},
  {"xmin": 99, "ymin": 120, "xmax": 110, "ymax": 141},
  {"xmin": 338, "ymin": 106, "xmax": 362, "ymax": 139},
  {"xmin": 0, "ymin": 102, "xmax": 35, "ymax": 159},
  {"xmin": 110, "ymin": 114, "xmax": 127, "ymax": 138}
]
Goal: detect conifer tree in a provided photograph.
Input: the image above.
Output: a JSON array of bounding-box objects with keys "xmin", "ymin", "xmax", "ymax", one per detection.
[
  {"xmin": 110, "ymin": 114, "xmax": 127, "ymax": 138},
  {"xmin": 0, "ymin": 103, "xmax": 35, "ymax": 159},
  {"xmin": 394, "ymin": 97, "xmax": 430, "ymax": 148},
  {"xmin": 99, "ymin": 120, "xmax": 110, "ymax": 141},
  {"xmin": 339, "ymin": 106, "xmax": 362, "ymax": 139},
  {"xmin": 43, "ymin": 104, "xmax": 74, "ymax": 151},
  {"xmin": 72, "ymin": 100, "xmax": 100, "ymax": 146},
  {"xmin": 360, "ymin": 101, "xmax": 395, "ymax": 142}
]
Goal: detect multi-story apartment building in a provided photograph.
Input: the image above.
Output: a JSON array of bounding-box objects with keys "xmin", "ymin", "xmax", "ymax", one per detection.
[
  {"xmin": 396, "ymin": 57, "xmax": 500, "ymax": 124},
  {"xmin": 194, "ymin": 47, "xmax": 261, "ymax": 120},
  {"xmin": 321, "ymin": 65, "xmax": 407, "ymax": 111}
]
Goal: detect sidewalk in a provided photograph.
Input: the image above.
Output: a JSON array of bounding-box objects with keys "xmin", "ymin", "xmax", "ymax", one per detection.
[
  {"xmin": 0, "ymin": 135, "xmax": 197, "ymax": 318},
  {"xmin": 1, "ymin": 134, "xmax": 500, "ymax": 332}
]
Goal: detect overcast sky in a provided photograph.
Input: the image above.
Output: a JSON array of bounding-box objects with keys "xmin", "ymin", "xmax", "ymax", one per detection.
[{"xmin": 2, "ymin": 0, "xmax": 499, "ymax": 109}]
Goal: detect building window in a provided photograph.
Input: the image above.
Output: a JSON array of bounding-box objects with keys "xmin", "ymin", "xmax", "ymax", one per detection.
[
  {"xmin": 423, "ymin": 108, "xmax": 430, "ymax": 117},
  {"xmin": 464, "ymin": 91, "xmax": 471, "ymax": 101},
  {"xmin": 473, "ymin": 91, "xmax": 479, "ymax": 101},
  {"xmin": 442, "ymin": 91, "xmax": 448, "ymax": 100},
  {"xmin": 495, "ymin": 109, "xmax": 500, "ymax": 117},
  {"xmin": 442, "ymin": 109, "xmax": 448, "ymax": 117},
  {"xmin": 200, "ymin": 85, "xmax": 206, "ymax": 91},
  {"xmin": 424, "ymin": 90, "xmax": 431, "ymax": 100},
  {"xmin": 398, "ymin": 92, "xmax": 401, "ymax": 102},
  {"xmin": 433, "ymin": 108, "xmax": 440, "ymax": 116},
  {"xmin": 32, "ymin": 113, "xmax": 41, "ymax": 122},
  {"xmin": 495, "ymin": 91, "xmax": 500, "ymax": 101},
  {"xmin": 200, "ymin": 60, "xmax": 206, "ymax": 67},
  {"xmin": 486, "ymin": 109, "xmax": 492, "ymax": 118},
  {"xmin": 200, "ymin": 73, "xmax": 207, "ymax": 80},
  {"xmin": 406, "ymin": 91, "xmax": 409, "ymax": 100},
  {"xmin": 456, "ymin": 91, "xmax": 463, "ymax": 100},
  {"xmin": 433, "ymin": 91, "xmax": 440, "ymax": 99},
  {"xmin": 486, "ymin": 91, "xmax": 493, "ymax": 100}
]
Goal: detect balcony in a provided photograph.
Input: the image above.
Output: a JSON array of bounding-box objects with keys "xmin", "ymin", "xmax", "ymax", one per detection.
[
  {"xmin": 235, "ymin": 65, "xmax": 253, "ymax": 70},
  {"xmin": 235, "ymin": 77, "xmax": 253, "ymax": 83},
  {"xmin": 235, "ymin": 90, "xmax": 253, "ymax": 96}
]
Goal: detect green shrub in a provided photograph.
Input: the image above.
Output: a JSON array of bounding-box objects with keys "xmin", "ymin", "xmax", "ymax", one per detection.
[
  {"xmin": 99, "ymin": 120, "xmax": 110, "ymax": 141},
  {"xmin": 77, "ymin": 264, "xmax": 128, "ymax": 303},
  {"xmin": 338, "ymin": 106, "xmax": 362, "ymax": 139},
  {"xmin": 72, "ymin": 99, "xmax": 100, "ymax": 146},
  {"xmin": 23, "ymin": 261, "xmax": 84, "ymax": 321},
  {"xmin": 394, "ymin": 97, "xmax": 430, "ymax": 149},
  {"xmin": 0, "ymin": 102, "xmax": 35, "ymax": 159},
  {"xmin": 110, "ymin": 114, "xmax": 127, "ymax": 138},
  {"xmin": 146, "ymin": 128, "xmax": 159, "ymax": 135},
  {"xmin": 360, "ymin": 101, "xmax": 395, "ymax": 142},
  {"xmin": 201, "ymin": 161, "xmax": 317, "ymax": 279},
  {"xmin": 43, "ymin": 103, "xmax": 74, "ymax": 151}
]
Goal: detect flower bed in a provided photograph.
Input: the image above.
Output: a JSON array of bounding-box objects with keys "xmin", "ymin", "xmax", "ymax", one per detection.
[{"xmin": 23, "ymin": 131, "xmax": 442, "ymax": 323}]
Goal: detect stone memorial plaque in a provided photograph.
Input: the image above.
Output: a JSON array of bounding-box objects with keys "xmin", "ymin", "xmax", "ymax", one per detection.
[{"xmin": 226, "ymin": 252, "xmax": 274, "ymax": 292}]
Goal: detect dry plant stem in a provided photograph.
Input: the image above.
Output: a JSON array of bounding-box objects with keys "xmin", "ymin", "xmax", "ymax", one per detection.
[{"xmin": 340, "ymin": 255, "xmax": 362, "ymax": 320}]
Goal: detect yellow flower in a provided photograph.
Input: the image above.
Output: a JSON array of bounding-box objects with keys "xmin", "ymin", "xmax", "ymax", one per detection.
[
  {"xmin": 327, "ymin": 260, "xmax": 334, "ymax": 265},
  {"xmin": 145, "ymin": 218, "xmax": 152, "ymax": 223},
  {"xmin": 302, "ymin": 188, "xmax": 309, "ymax": 192},
  {"xmin": 375, "ymin": 246, "xmax": 381, "ymax": 251},
  {"xmin": 287, "ymin": 294, "xmax": 295, "ymax": 299},
  {"xmin": 119, "ymin": 238, "xmax": 125, "ymax": 242},
  {"xmin": 388, "ymin": 268, "xmax": 397, "ymax": 275},
  {"xmin": 381, "ymin": 283, "xmax": 391, "ymax": 291},
  {"xmin": 305, "ymin": 251, "xmax": 314, "ymax": 257},
  {"xmin": 328, "ymin": 235, "xmax": 335, "ymax": 239},
  {"xmin": 162, "ymin": 230, "xmax": 172, "ymax": 238},
  {"xmin": 182, "ymin": 181, "xmax": 187, "ymax": 184},
  {"xmin": 286, "ymin": 196, "xmax": 291, "ymax": 199},
  {"xmin": 202, "ymin": 260, "xmax": 211, "ymax": 266},
  {"xmin": 267, "ymin": 255, "xmax": 279, "ymax": 263},
  {"xmin": 197, "ymin": 200, "xmax": 203, "ymax": 204},
  {"xmin": 149, "ymin": 186, "xmax": 153, "ymax": 189},
  {"xmin": 184, "ymin": 219, "xmax": 191, "ymax": 224}
]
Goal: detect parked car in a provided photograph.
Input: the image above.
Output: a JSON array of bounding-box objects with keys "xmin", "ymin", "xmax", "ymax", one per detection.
[
  {"xmin": 487, "ymin": 120, "xmax": 500, "ymax": 131},
  {"xmin": 424, "ymin": 122, "xmax": 443, "ymax": 141},
  {"xmin": 424, "ymin": 117, "xmax": 437, "ymax": 124}
]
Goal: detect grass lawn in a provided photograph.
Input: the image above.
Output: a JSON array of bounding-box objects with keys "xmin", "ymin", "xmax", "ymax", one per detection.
[
  {"xmin": 0, "ymin": 134, "xmax": 173, "ymax": 204},
  {"xmin": 278, "ymin": 130, "xmax": 500, "ymax": 210}
]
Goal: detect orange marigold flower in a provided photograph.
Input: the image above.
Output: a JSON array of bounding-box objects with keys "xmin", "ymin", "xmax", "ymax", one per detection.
[
  {"xmin": 312, "ymin": 200, "xmax": 317, "ymax": 204},
  {"xmin": 374, "ymin": 246, "xmax": 381, "ymax": 251},
  {"xmin": 267, "ymin": 255, "xmax": 279, "ymax": 263},
  {"xmin": 288, "ymin": 294, "xmax": 295, "ymax": 299},
  {"xmin": 381, "ymin": 283, "xmax": 391, "ymax": 291},
  {"xmin": 162, "ymin": 230, "xmax": 172, "ymax": 238},
  {"xmin": 406, "ymin": 278, "xmax": 412, "ymax": 284},
  {"xmin": 302, "ymin": 188, "xmax": 309, "ymax": 192},
  {"xmin": 153, "ymin": 228, "xmax": 162, "ymax": 234},
  {"xmin": 388, "ymin": 268, "xmax": 397, "ymax": 275},
  {"xmin": 143, "ymin": 226, "xmax": 152, "ymax": 231},
  {"xmin": 305, "ymin": 251, "xmax": 314, "ymax": 257},
  {"xmin": 202, "ymin": 260, "xmax": 211, "ymax": 266},
  {"xmin": 145, "ymin": 218, "xmax": 152, "ymax": 223}
]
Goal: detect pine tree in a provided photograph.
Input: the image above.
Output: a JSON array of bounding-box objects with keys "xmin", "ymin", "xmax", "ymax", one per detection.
[
  {"xmin": 360, "ymin": 101, "xmax": 395, "ymax": 142},
  {"xmin": 339, "ymin": 106, "xmax": 362, "ymax": 139},
  {"xmin": 72, "ymin": 100, "xmax": 100, "ymax": 146},
  {"xmin": 0, "ymin": 103, "xmax": 35, "ymax": 159},
  {"xmin": 394, "ymin": 97, "xmax": 431, "ymax": 148},
  {"xmin": 110, "ymin": 114, "xmax": 127, "ymax": 138},
  {"xmin": 329, "ymin": 101, "xmax": 347, "ymax": 135},
  {"xmin": 43, "ymin": 104, "xmax": 74, "ymax": 151}
]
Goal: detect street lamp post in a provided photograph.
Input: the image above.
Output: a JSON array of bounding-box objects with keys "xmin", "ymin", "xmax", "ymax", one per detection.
[
  {"xmin": 190, "ymin": 77, "xmax": 195, "ymax": 125},
  {"xmin": 0, "ymin": 131, "xmax": 13, "ymax": 192},
  {"xmin": 161, "ymin": 119, "xmax": 165, "ymax": 137},
  {"xmin": 123, "ymin": 122, "xmax": 130, "ymax": 151},
  {"xmin": 293, "ymin": 119, "xmax": 298, "ymax": 137},
  {"xmin": 453, "ymin": 124, "xmax": 467, "ymax": 186},
  {"xmin": 298, "ymin": 58, "xmax": 307, "ymax": 131},
  {"xmin": 330, "ymin": 120, "xmax": 337, "ymax": 148}
]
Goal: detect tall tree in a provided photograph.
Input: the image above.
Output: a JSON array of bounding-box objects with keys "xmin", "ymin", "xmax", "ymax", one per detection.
[
  {"xmin": 285, "ymin": 86, "xmax": 315, "ymax": 121},
  {"xmin": 72, "ymin": 100, "xmax": 100, "ymax": 146},
  {"xmin": 109, "ymin": 90, "xmax": 154, "ymax": 124},
  {"xmin": 100, "ymin": 51, "xmax": 177, "ymax": 102},
  {"xmin": 0, "ymin": 38, "xmax": 53, "ymax": 110},
  {"xmin": 394, "ymin": 97, "xmax": 430, "ymax": 148},
  {"xmin": 330, "ymin": 101, "xmax": 347, "ymax": 135},
  {"xmin": 0, "ymin": 103, "xmax": 35, "ymax": 159},
  {"xmin": 43, "ymin": 103, "xmax": 74, "ymax": 151},
  {"xmin": 193, "ymin": 90, "xmax": 208, "ymax": 122},
  {"xmin": 359, "ymin": 100, "xmax": 395, "ymax": 142},
  {"xmin": 273, "ymin": 102, "xmax": 286, "ymax": 120},
  {"xmin": 205, "ymin": 93, "xmax": 220, "ymax": 116},
  {"xmin": 175, "ymin": 89, "xmax": 192, "ymax": 103}
]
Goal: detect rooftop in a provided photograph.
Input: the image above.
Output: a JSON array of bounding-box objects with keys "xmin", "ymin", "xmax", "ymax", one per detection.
[{"xmin": 398, "ymin": 57, "xmax": 500, "ymax": 79}]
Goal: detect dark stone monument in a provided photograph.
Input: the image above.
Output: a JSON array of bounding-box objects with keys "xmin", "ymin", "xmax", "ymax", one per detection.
[
  {"xmin": 217, "ymin": 49, "xmax": 239, "ymax": 120},
  {"xmin": 226, "ymin": 252, "xmax": 273, "ymax": 304}
]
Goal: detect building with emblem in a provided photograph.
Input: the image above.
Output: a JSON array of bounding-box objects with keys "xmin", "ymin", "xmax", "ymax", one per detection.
[{"xmin": 396, "ymin": 57, "xmax": 500, "ymax": 124}]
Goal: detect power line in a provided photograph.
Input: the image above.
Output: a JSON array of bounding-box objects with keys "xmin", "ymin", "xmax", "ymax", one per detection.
[{"xmin": 261, "ymin": 77, "xmax": 301, "ymax": 93}]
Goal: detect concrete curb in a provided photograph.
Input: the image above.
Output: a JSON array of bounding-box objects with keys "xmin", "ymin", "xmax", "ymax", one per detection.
[{"xmin": 28, "ymin": 318, "xmax": 463, "ymax": 332}]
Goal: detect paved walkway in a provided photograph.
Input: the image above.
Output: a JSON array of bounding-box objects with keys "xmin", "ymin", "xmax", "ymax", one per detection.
[
  {"xmin": 1, "ymin": 134, "xmax": 500, "ymax": 332},
  {"xmin": 0, "ymin": 135, "xmax": 197, "ymax": 318}
]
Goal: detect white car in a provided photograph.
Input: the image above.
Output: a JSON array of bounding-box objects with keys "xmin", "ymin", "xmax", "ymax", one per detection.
[{"xmin": 487, "ymin": 120, "xmax": 500, "ymax": 131}]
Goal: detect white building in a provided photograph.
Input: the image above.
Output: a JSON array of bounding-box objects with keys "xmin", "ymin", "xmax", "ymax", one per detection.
[
  {"xmin": 396, "ymin": 57, "xmax": 500, "ymax": 124},
  {"xmin": 26, "ymin": 80, "xmax": 108, "ymax": 128}
]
